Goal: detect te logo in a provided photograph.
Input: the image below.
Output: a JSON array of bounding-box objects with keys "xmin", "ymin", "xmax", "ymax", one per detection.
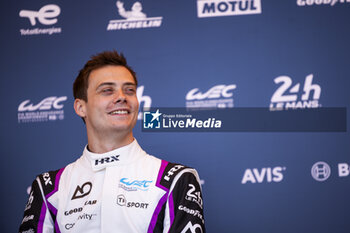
[
  {"xmin": 18, "ymin": 96, "xmax": 67, "ymax": 112},
  {"xmin": 19, "ymin": 4, "xmax": 61, "ymax": 26},
  {"xmin": 186, "ymin": 84, "xmax": 236, "ymax": 100}
]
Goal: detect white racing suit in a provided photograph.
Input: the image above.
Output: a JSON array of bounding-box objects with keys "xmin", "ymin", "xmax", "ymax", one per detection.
[{"xmin": 19, "ymin": 140, "xmax": 205, "ymax": 233}]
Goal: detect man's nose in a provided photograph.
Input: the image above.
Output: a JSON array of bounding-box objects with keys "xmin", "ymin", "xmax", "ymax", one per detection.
[{"xmin": 113, "ymin": 89, "xmax": 126, "ymax": 103}]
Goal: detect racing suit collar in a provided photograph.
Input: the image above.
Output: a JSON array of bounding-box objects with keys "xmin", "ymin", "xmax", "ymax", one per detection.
[{"xmin": 83, "ymin": 139, "xmax": 145, "ymax": 171}]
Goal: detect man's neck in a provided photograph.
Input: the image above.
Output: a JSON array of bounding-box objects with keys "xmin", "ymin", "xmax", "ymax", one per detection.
[{"xmin": 86, "ymin": 130, "xmax": 134, "ymax": 154}]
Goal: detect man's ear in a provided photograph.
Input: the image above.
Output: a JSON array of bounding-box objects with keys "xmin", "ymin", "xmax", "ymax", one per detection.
[{"xmin": 74, "ymin": 99, "xmax": 87, "ymax": 118}]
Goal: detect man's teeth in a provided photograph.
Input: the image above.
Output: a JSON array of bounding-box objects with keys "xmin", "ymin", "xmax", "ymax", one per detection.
[{"xmin": 111, "ymin": 110, "xmax": 128, "ymax": 115}]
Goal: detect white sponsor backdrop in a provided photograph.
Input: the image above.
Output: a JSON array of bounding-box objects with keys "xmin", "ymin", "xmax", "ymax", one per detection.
[{"xmin": 1, "ymin": 0, "xmax": 350, "ymax": 232}]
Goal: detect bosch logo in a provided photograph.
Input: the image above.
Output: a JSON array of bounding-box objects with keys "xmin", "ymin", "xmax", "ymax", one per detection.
[{"xmin": 311, "ymin": 162, "xmax": 331, "ymax": 182}]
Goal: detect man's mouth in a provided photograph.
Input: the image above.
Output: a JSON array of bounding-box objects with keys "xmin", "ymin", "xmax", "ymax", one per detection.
[{"xmin": 109, "ymin": 110, "xmax": 130, "ymax": 115}]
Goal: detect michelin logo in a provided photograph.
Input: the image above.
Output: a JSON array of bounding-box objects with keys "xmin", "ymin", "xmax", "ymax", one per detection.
[
  {"xmin": 18, "ymin": 96, "xmax": 67, "ymax": 123},
  {"xmin": 19, "ymin": 4, "xmax": 62, "ymax": 36},
  {"xmin": 107, "ymin": 1, "xmax": 163, "ymax": 31},
  {"xmin": 197, "ymin": 0, "xmax": 262, "ymax": 18},
  {"xmin": 186, "ymin": 84, "xmax": 236, "ymax": 108}
]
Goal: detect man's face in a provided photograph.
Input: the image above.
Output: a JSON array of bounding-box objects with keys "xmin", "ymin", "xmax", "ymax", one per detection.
[{"xmin": 78, "ymin": 65, "xmax": 139, "ymax": 137}]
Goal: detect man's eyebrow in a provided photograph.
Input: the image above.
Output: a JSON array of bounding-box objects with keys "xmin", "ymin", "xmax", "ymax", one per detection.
[
  {"xmin": 96, "ymin": 82, "xmax": 136, "ymax": 90},
  {"xmin": 123, "ymin": 82, "xmax": 137, "ymax": 87}
]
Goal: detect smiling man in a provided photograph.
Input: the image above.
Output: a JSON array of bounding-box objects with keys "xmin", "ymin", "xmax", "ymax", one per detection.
[{"xmin": 19, "ymin": 51, "xmax": 205, "ymax": 233}]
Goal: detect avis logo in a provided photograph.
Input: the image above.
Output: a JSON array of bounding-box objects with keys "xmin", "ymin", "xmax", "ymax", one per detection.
[
  {"xmin": 197, "ymin": 0, "xmax": 262, "ymax": 18},
  {"xmin": 186, "ymin": 84, "xmax": 236, "ymax": 108},
  {"xmin": 19, "ymin": 4, "xmax": 62, "ymax": 36},
  {"xmin": 71, "ymin": 182, "xmax": 92, "ymax": 200},
  {"xmin": 143, "ymin": 109, "xmax": 162, "ymax": 129},
  {"xmin": 241, "ymin": 166, "xmax": 286, "ymax": 184},
  {"xmin": 270, "ymin": 74, "xmax": 321, "ymax": 110},
  {"xmin": 18, "ymin": 96, "xmax": 67, "ymax": 123},
  {"xmin": 107, "ymin": 1, "xmax": 163, "ymax": 31}
]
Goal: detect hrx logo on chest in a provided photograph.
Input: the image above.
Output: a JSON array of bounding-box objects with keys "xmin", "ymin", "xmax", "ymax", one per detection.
[{"xmin": 95, "ymin": 155, "xmax": 120, "ymax": 165}]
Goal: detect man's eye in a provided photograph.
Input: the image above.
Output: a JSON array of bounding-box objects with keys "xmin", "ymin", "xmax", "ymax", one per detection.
[
  {"xmin": 125, "ymin": 88, "xmax": 136, "ymax": 94},
  {"xmin": 102, "ymin": 88, "xmax": 113, "ymax": 93}
]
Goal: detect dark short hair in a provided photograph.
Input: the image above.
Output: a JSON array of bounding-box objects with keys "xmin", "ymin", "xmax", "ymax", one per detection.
[{"xmin": 73, "ymin": 50, "xmax": 138, "ymax": 101}]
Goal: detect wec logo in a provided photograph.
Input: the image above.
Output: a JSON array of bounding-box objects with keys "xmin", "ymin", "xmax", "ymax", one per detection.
[
  {"xmin": 186, "ymin": 84, "xmax": 236, "ymax": 108},
  {"xmin": 119, "ymin": 178, "xmax": 152, "ymax": 191},
  {"xmin": 186, "ymin": 84, "xmax": 236, "ymax": 100},
  {"xmin": 18, "ymin": 96, "xmax": 67, "ymax": 112},
  {"xmin": 19, "ymin": 4, "xmax": 61, "ymax": 26}
]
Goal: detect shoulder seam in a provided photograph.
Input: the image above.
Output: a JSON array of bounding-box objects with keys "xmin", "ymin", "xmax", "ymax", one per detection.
[{"xmin": 168, "ymin": 168, "xmax": 201, "ymax": 195}]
